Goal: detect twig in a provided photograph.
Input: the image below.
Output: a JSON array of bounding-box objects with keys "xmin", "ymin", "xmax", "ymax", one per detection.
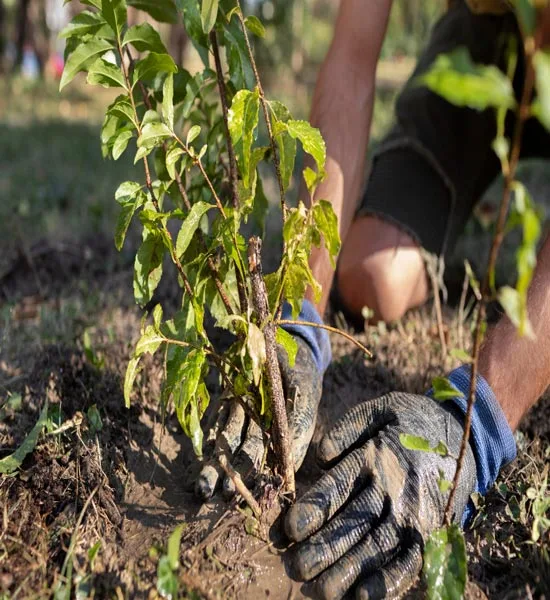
[
  {"xmin": 443, "ymin": 32, "xmax": 537, "ymax": 526},
  {"xmin": 276, "ymin": 319, "xmax": 372, "ymax": 358},
  {"xmin": 425, "ymin": 252, "xmax": 448, "ymax": 360},
  {"xmin": 235, "ymin": 0, "xmax": 287, "ymax": 225},
  {"xmin": 457, "ymin": 265, "xmax": 469, "ymax": 352},
  {"xmin": 248, "ymin": 237, "xmax": 295, "ymax": 496},
  {"xmin": 218, "ymin": 453, "xmax": 261, "ymax": 519}
]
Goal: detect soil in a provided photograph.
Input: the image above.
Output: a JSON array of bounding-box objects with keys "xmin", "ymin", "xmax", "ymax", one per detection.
[{"xmin": 1, "ymin": 236, "xmax": 549, "ymax": 600}]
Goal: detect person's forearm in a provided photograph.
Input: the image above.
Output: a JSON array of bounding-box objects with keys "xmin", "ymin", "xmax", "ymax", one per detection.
[
  {"xmin": 479, "ymin": 234, "xmax": 550, "ymax": 430},
  {"xmin": 304, "ymin": 0, "xmax": 392, "ymax": 316}
]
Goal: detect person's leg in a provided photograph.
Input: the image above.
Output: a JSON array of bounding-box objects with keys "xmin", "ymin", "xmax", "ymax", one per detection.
[{"xmin": 336, "ymin": 2, "xmax": 519, "ymax": 323}]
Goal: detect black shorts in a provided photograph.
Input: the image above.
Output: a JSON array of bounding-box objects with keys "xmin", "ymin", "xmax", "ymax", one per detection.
[{"xmin": 358, "ymin": 0, "xmax": 550, "ymax": 256}]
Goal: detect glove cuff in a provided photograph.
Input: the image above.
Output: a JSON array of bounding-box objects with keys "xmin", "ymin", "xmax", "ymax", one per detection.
[{"xmin": 280, "ymin": 300, "xmax": 332, "ymax": 373}]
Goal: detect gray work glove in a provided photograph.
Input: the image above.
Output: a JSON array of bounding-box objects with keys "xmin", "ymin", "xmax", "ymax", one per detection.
[
  {"xmin": 285, "ymin": 392, "xmax": 477, "ymax": 600},
  {"xmin": 195, "ymin": 336, "xmax": 323, "ymax": 499}
]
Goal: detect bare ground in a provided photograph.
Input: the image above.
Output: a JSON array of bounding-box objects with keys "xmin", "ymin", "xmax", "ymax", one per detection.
[{"xmin": 1, "ymin": 232, "xmax": 548, "ymax": 600}]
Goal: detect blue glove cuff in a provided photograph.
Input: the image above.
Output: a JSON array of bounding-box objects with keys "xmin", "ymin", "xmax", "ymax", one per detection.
[
  {"xmin": 280, "ymin": 300, "xmax": 332, "ymax": 373},
  {"xmin": 429, "ymin": 365, "xmax": 517, "ymax": 524}
]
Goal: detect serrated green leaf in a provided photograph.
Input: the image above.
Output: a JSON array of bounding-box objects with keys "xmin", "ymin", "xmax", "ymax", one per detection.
[
  {"xmin": 286, "ymin": 119, "xmax": 326, "ymax": 177},
  {"xmin": 201, "ymin": 0, "xmax": 218, "ymax": 33},
  {"xmin": 312, "ymin": 199, "xmax": 341, "ymax": 267},
  {"xmin": 186, "ymin": 124, "xmax": 201, "ymax": 145},
  {"xmin": 102, "ymin": 0, "xmax": 127, "ymax": 38},
  {"xmin": 228, "ymin": 88, "xmax": 260, "ymax": 187},
  {"xmin": 431, "ymin": 376, "xmax": 463, "ymax": 401},
  {"xmin": 112, "ymin": 129, "xmax": 133, "ymax": 160},
  {"xmin": 87, "ymin": 57, "xmax": 126, "ymax": 88},
  {"xmin": 276, "ymin": 327, "xmax": 298, "ymax": 368},
  {"xmin": 178, "ymin": 0, "xmax": 209, "ymax": 65},
  {"xmin": 107, "ymin": 94, "xmax": 136, "ymax": 125},
  {"xmin": 419, "ymin": 47, "xmax": 515, "ymax": 112},
  {"xmin": 60, "ymin": 38, "xmax": 115, "ymax": 90},
  {"xmin": 176, "ymin": 201, "xmax": 212, "ymax": 256},
  {"xmin": 272, "ymin": 120, "xmax": 296, "ymax": 192},
  {"xmin": 163, "ymin": 72, "xmax": 175, "ymax": 130},
  {"xmin": 247, "ymin": 322, "xmax": 266, "ymax": 386},
  {"xmin": 132, "ymin": 52, "xmax": 177, "ymax": 86},
  {"xmin": 0, "ymin": 401, "xmax": 48, "ymax": 474},
  {"xmin": 59, "ymin": 11, "xmax": 107, "ymax": 39},
  {"xmin": 122, "ymin": 23, "xmax": 167, "ymax": 53},
  {"xmin": 138, "ymin": 121, "xmax": 172, "ymax": 149},
  {"xmin": 244, "ymin": 15, "xmax": 265, "ymax": 38},
  {"xmin": 128, "ymin": 0, "xmax": 178, "ymax": 23},
  {"xmin": 136, "ymin": 325, "xmax": 165, "ymax": 356},
  {"xmin": 423, "ymin": 525, "xmax": 467, "ymax": 600},
  {"xmin": 134, "ymin": 233, "xmax": 164, "ymax": 305},
  {"xmin": 225, "ymin": 18, "xmax": 255, "ymax": 89},
  {"xmin": 134, "ymin": 145, "xmax": 152, "ymax": 163}
]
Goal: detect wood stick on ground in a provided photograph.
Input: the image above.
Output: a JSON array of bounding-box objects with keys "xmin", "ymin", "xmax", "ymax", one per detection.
[
  {"xmin": 218, "ymin": 454, "xmax": 261, "ymax": 519},
  {"xmin": 248, "ymin": 236, "xmax": 295, "ymax": 497}
]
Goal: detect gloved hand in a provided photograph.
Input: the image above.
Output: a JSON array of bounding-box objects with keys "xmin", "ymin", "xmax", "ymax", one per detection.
[
  {"xmin": 195, "ymin": 300, "xmax": 331, "ymax": 500},
  {"xmin": 285, "ymin": 367, "xmax": 517, "ymax": 600}
]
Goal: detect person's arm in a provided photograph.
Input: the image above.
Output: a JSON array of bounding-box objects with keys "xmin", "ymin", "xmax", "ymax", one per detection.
[
  {"xmin": 480, "ymin": 233, "xmax": 550, "ymax": 430},
  {"xmin": 304, "ymin": 0, "xmax": 393, "ymax": 316}
]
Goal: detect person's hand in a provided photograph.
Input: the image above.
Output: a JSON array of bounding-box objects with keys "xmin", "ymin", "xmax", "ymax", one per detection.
[
  {"xmin": 195, "ymin": 336, "xmax": 323, "ymax": 499},
  {"xmin": 285, "ymin": 392, "xmax": 478, "ymax": 600}
]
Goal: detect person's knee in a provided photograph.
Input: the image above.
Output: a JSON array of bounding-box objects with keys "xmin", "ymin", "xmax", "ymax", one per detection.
[{"xmin": 336, "ymin": 217, "xmax": 428, "ymax": 323}]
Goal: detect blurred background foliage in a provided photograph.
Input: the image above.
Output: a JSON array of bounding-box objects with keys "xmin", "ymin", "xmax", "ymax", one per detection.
[{"xmin": 0, "ymin": 0, "xmax": 442, "ymax": 284}]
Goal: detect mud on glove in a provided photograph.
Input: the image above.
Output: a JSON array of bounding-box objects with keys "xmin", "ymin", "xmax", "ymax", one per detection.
[
  {"xmin": 285, "ymin": 369, "xmax": 516, "ymax": 600},
  {"xmin": 195, "ymin": 300, "xmax": 331, "ymax": 499}
]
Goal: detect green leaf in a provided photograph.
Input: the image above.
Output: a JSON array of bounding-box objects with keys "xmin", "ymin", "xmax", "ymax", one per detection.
[
  {"xmin": 163, "ymin": 73, "xmax": 175, "ymax": 130},
  {"xmin": 423, "ymin": 525, "xmax": 467, "ymax": 600},
  {"xmin": 88, "ymin": 540, "xmax": 102, "ymax": 568},
  {"xmin": 156, "ymin": 555, "xmax": 178, "ymax": 599},
  {"xmin": 498, "ymin": 285, "xmax": 534, "ymax": 338},
  {"xmin": 514, "ymin": 0, "xmax": 537, "ymax": 36},
  {"xmin": 87, "ymin": 404, "xmax": 103, "ymax": 434},
  {"xmin": 286, "ymin": 119, "xmax": 326, "ymax": 177},
  {"xmin": 418, "ymin": 47, "xmax": 516, "ymax": 112},
  {"xmin": 128, "ymin": 0, "xmax": 178, "ymax": 23},
  {"xmin": 167, "ymin": 524, "xmax": 185, "ymax": 570},
  {"xmin": 224, "ymin": 18, "xmax": 255, "ymax": 89},
  {"xmin": 244, "ymin": 15, "xmax": 265, "ymax": 38},
  {"xmin": 59, "ymin": 11, "xmax": 108, "ymax": 39},
  {"xmin": 186, "ymin": 124, "xmax": 201, "ymax": 145},
  {"xmin": 431, "ymin": 376, "xmax": 464, "ymax": 402},
  {"xmin": 0, "ymin": 401, "xmax": 49, "ymax": 474},
  {"xmin": 176, "ymin": 201, "xmax": 212, "ymax": 257},
  {"xmin": 122, "ymin": 23, "xmax": 167, "ymax": 53},
  {"xmin": 60, "ymin": 38, "xmax": 115, "ymax": 90},
  {"xmin": 107, "ymin": 94, "xmax": 136, "ymax": 125},
  {"xmin": 115, "ymin": 183, "xmax": 144, "ymax": 250},
  {"xmin": 228, "ymin": 88, "xmax": 260, "ymax": 187},
  {"xmin": 437, "ymin": 470, "xmax": 453, "ymax": 494},
  {"xmin": 272, "ymin": 120, "xmax": 296, "ymax": 192},
  {"xmin": 112, "ymin": 129, "xmax": 133, "ymax": 160},
  {"xmin": 178, "ymin": 0, "xmax": 209, "ymax": 65},
  {"xmin": 135, "ymin": 325, "xmax": 165, "ymax": 356},
  {"xmin": 132, "ymin": 52, "xmax": 177, "ymax": 86},
  {"xmin": 247, "ymin": 323, "xmax": 266, "ymax": 386},
  {"xmin": 166, "ymin": 147, "xmax": 184, "ymax": 179},
  {"xmin": 124, "ymin": 356, "xmax": 141, "ymax": 407},
  {"xmin": 533, "ymin": 50, "xmax": 550, "ymax": 131},
  {"xmin": 87, "ymin": 57, "xmax": 126, "ymax": 88},
  {"xmin": 276, "ymin": 327, "xmax": 298, "ymax": 368},
  {"xmin": 201, "ymin": 0, "xmax": 218, "ymax": 33},
  {"xmin": 312, "ymin": 200, "xmax": 341, "ymax": 267},
  {"xmin": 134, "ymin": 233, "xmax": 164, "ymax": 306},
  {"xmin": 102, "ymin": 0, "xmax": 127, "ymax": 38},
  {"xmin": 138, "ymin": 122, "xmax": 173, "ymax": 149},
  {"xmin": 399, "ymin": 433, "xmax": 448, "ymax": 457}
]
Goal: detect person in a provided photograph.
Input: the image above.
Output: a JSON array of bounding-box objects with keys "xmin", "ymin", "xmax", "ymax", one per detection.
[
  {"xmin": 196, "ymin": 2, "xmax": 550, "ymax": 598},
  {"xmin": 280, "ymin": 1, "xmax": 550, "ymax": 598}
]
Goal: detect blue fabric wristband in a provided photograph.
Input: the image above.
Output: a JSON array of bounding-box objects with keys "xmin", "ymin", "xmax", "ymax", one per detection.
[
  {"xmin": 280, "ymin": 300, "xmax": 332, "ymax": 373},
  {"xmin": 428, "ymin": 365, "xmax": 517, "ymax": 524}
]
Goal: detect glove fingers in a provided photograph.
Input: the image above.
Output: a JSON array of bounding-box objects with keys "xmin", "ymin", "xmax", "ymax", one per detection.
[
  {"xmin": 356, "ymin": 542, "xmax": 422, "ymax": 600},
  {"xmin": 222, "ymin": 418, "xmax": 264, "ymax": 497},
  {"xmin": 313, "ymin": 520, "xmax": 401, "ymax": 600},
  {"xmin": 318, "ymin": 396, "xmax": 393, "ymax": 465},
  {"xmin": 292, "ymin": 484, "xmax": 386, "ymax": 580},
  {"xmin": 195, "ymin": 402, "xmax": 246, "ymax": 500},
  {"xmin": 285, "ymin": 441, "xmax": 377, "ymax": 542}
]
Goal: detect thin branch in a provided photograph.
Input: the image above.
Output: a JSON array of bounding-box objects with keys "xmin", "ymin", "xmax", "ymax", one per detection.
[
  {"xmin": 276, "ymin": 319, "xmax": 372, "ymax": 358},
  {"xmin": 443, "ymin": 34, "xmax": 537, "ymax": 526},
  {"xmin": 235, "ymin": 0, "xmax": 287, "ymax": 225},
  {"xmin": 218, "ymin": 453, "xmax": 261, "ymax": 518},
  {"xmin": 248, "ymin": 237, "xmax": 295, "ymax": 496}
]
